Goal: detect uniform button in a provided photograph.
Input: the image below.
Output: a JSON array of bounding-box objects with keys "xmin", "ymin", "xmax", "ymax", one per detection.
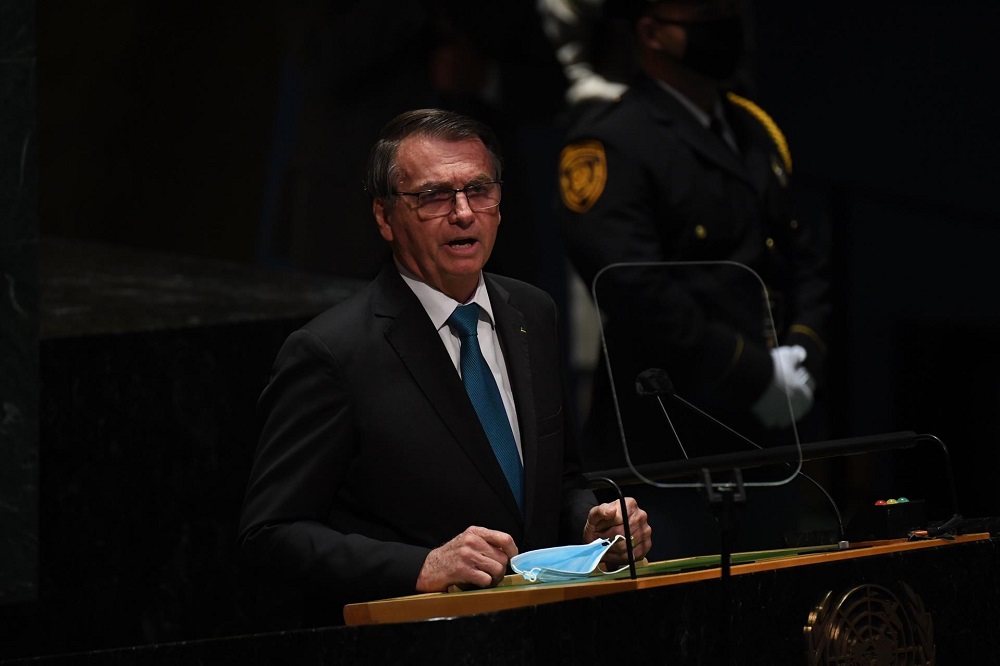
[
  {"xmin": 694, "ymin": 225, "xmax": 707, "ymax": 239},
  {"xmin": 765, "ymin": 237, "xmax": 775, "ymax": 249},
  {"xmin": 790, "ymin": 219, "xmax": 799, "ymax": 230},
  {"xmin": 770, "ymin": 158, "xmax": 789, "ymax": 186}
]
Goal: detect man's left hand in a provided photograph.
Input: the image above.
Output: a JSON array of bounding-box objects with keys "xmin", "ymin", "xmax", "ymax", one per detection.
[{"xmin": 583, "ymin": 497, "xmax": 652, "ymax": 564}]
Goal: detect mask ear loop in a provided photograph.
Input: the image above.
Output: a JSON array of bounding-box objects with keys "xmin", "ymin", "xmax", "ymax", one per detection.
[{"xmin": 588, "ymin": 476, "xmax": 637, "ymax": 579}]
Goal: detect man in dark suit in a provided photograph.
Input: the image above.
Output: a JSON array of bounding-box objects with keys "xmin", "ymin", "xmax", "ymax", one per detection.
[
  {"xmin": 555, "ymin": 0, "xmax": 831, "ymax": 558},
  {"xmin": 238, "ymin": 108, "xmax": 651, "ymax": 626}
]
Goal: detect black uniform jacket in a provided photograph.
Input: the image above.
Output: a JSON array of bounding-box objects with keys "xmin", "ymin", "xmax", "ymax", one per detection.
[
  {"xmin": 238, "ymin": 264, "xmax": 595, "ymax": 617},
  {"xmin": 558, "ymin": 73, "xmax": 830, "ymax": 469}
]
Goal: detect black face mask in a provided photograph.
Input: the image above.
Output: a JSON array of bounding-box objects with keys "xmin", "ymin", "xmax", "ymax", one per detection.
[{"xmin": 673, "ymin": 17, "xmax": 745, "ymax": 80}]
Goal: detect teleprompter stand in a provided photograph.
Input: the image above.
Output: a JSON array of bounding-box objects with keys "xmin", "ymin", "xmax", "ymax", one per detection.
[
  {"xmin": 702, "ymin": 467, "xmax": 746, "ymax": 585},
  {"xmin": 702, "ymin": 467, "xmax": 746, "ymax": 664}
]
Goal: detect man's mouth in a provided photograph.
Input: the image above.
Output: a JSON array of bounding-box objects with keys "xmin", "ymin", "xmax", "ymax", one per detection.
[{"xmin": 447, "ymin": 238, "xmax": 477, "ymax": 247}]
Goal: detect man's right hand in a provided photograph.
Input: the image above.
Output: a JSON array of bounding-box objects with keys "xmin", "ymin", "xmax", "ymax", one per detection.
[{"xmin": 415, "ymin": 526, "xmax": 518, "ymax": 593}]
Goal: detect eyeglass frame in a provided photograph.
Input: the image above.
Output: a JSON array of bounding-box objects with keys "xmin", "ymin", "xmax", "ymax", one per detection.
[{"xmin": 392, "ymin": 180, "xmax": 503, "ymax": 218}]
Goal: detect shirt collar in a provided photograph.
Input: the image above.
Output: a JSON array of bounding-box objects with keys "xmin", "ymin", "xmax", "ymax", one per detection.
[
  {"xmin": 652, "ymin": 78, "xmax": 726, "ymax": 130},
  {"xmin": 395, "ymin": 260, "xmax": 496, "ymax": 331}
]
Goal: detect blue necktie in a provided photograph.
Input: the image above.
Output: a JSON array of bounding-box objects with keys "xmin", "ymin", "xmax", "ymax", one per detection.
[{"xmin": 447, "ymin": 303, "xmax": 524, "ymax": 513}]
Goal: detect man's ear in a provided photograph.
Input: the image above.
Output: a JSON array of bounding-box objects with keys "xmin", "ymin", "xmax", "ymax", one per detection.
[{"xmin": 374, "ymin": 199, "xmax": 393, "ymax": 242}]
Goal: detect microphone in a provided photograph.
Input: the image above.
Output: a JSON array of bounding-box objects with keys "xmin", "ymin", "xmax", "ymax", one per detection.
[
  {"xmin": 635, "ymin": 368, "xmax": 688, "ymax": 459},
  {"xmin": 635, "ymin": 368, "xmax": 848, "ymax": 546},
  {"xmin": 635, "ymin": 368, "xmax": 675, "ymax": 397}
]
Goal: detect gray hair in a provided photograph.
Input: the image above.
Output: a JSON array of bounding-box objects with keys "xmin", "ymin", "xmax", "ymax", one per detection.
[{"xmin": 364, "ymin": 108, "xmax": 503, "ymax": 206}]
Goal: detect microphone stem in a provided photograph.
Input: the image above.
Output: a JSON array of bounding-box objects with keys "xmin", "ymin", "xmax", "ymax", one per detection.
[
  {"xmin": 673, "ymin": 394, "xmax": 845, "ymax": 541},
  {"xmin": 656, "ymin": 396, "xmax": 689, "ymax": 459}
]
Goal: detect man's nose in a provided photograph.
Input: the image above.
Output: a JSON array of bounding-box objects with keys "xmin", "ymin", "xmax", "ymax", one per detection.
[{"xmin": 451, "ymin": 191, "xmax": 475, "ymax": 222}]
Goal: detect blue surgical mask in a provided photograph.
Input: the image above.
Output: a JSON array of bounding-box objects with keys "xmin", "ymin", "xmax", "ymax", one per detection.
[{"xmin": 511, "ymin": 536, "xmax": 626, "ymax": 583}]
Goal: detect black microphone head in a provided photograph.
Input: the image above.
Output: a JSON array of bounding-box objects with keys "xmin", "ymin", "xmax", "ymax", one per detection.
[{"xmin": 635, "ymin": 368, "xmax": 675, "ymax": 397}]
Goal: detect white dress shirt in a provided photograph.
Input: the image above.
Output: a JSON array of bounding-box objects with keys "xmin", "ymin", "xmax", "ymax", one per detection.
[{"xmin": 398, "ymin": 265, "xmax": 524, "ymax": 461}]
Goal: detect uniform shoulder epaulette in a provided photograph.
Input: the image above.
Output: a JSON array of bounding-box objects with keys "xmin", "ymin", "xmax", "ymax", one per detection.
[
  {"xmin": 725, "ymin": 92, "xmax": 792, "ymax": 175},
  {"xmin": 569, "ymin": 97, "xmax": 621, "ymax": 129}
]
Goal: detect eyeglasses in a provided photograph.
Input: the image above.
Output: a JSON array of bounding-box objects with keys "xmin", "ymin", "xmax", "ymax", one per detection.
[{"xmin": 394, "ymin": 181, "xmax": 502, "ymax": 218}]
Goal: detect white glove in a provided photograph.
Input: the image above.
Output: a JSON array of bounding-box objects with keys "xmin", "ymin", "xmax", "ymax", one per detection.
[
  {"xmin": 751, "ymin": 345, "xmax": 815, "ymax": 429},
  {"xmin": 564, "ymin": 66, "xmax": 628, "ymax": 105},
  {"xmin": 536, "ymin": 0, "xmax": 628, "ymax": 105}
]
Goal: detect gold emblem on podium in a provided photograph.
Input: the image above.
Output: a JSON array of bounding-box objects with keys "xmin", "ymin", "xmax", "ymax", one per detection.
[{"xmin": 804, "ymin": 582, "xmax": 935, "ymax": 665}]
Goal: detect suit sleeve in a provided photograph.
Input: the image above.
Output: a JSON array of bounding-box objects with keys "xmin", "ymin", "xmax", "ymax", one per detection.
[
  {"xmin": 782, "ymin": 216, "xmax": 831, "ymax": 384},
  {"xmin": 237, "ymin": 329, "xmax": 428, "ymax": 607},
  {"xmin": 554, "ymin": 333, "xmax": 632, "ymax": 545},
  {"xmin": 551, "ymin": 301, "xmax": 601, "ymax": 542}
]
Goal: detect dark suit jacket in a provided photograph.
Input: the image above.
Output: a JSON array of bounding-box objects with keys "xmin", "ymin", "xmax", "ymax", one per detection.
[{"xmin": 238, "ymin": 265, "xmax": 595, "ymax": 621}]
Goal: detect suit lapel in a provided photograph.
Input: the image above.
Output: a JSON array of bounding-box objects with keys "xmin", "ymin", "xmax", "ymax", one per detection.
[
  {"xmin": 374, "ymin": 267, "xmax": 523, "ymax": 520},
  {"xmin": 487, "ymin": 278, "xmax": 537, "ymax": 522}
]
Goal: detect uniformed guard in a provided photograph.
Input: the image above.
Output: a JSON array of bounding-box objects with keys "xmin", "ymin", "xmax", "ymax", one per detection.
[{"xmin": 554, "ymin": 0, "xmax": 831, "ymax": 559}]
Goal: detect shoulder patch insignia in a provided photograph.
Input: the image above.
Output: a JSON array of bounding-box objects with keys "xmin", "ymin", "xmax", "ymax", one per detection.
[{"xmin": 559, "ymin": 140, "xmax": 607, "ymax": 214}]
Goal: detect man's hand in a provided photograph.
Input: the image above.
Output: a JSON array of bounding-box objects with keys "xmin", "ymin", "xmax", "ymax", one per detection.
[
  {"xmin": 583, "ymin": 497, "xmax": 652, "ymax": 565},
  {"xmin": 415, "ymin": 526, "xmax": 518, "ymax": 593}
]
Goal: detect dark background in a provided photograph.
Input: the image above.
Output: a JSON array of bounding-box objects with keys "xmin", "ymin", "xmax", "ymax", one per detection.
[{"xmin": 2, "ymin": 0, "xmax": 999, "ymax": 659}]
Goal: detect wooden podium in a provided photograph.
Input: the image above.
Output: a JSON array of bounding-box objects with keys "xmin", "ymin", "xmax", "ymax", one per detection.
[
  {"xmin": 6, "ymin": 533, "xmax": 997, "ymax": 665},
  {"xmin": 344, "ymin": 534, "xmax": 986, "ymax": 626},
  {"xmin": 339, "ymin": 533, "xmax": 998, "ymax": 664}
]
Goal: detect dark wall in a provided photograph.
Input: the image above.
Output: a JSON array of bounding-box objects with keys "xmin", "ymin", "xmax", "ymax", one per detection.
[
  {"xmin": 36, "ymin": 1, "xmax": 281, "ymax": 263},
  {"xmin": 0, "ymin": 0, "xmax": 39, "ymax": 609},
  {"xmin": 0, "ymin": 239, "xmax": 363, "ymax": 661},
  {"xmin": 18, "ymin": 318, "xmax": 301, "ymax": 654},
  {"xmin": 752, "ymin": 3, "xmax": 999, "ymax": 213},
  {"xmin": 750, "ymin": 3, "xmax": 1000, "ymax": 517}
]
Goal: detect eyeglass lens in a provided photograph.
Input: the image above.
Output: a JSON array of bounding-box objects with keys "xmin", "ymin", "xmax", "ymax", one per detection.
[{"xmin": 418, "ymin": 183, "xmax": 501, "ymax": 216}]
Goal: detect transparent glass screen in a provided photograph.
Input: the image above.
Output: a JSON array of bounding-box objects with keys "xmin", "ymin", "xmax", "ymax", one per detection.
[{"xmin": 589, "ymin": 261, "xmax": 804, "ymax": 489}]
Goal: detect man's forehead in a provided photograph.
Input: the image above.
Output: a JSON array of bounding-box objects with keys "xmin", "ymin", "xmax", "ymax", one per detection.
[
  {"xmin": 397, "ymin": 133, "xmax": 487, "ymax": 156},
  {"xmin": 395, "ymin": 135, "xmax": 492, "ymax": 183}
]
